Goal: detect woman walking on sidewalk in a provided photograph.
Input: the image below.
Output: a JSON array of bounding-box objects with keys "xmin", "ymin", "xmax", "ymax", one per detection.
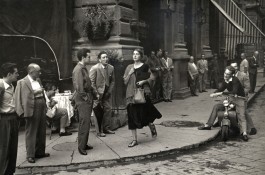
[{"xmin": 123, "ymin": 49, "xmax": 162, "ymax": 147}]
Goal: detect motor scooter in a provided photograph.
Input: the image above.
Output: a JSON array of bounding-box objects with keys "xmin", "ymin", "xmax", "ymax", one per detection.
[
  {"xmin": 211, "ymin": 93, "xmax": 243, "ymax": 141},
  {"xmin": 217, "ymin": 95, "xmax": 240, "ymax": 141}
]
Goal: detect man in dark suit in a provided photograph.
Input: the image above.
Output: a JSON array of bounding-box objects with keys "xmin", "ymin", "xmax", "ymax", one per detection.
[
  {"xmin": 15, "ymin": 63, "xmax": 49, "ymax": 163},
  {"xmin": 0, "ymin": 63, "xmax": 19, "ymax": 175},
  {"xmin": 198, "ymin": 66, "xmax": 249, "ymax": 141},
  {"xmin": 89, "ymin": 51, "xmax": 115, "ymax": 137},
  {"xmin": 248, "ymin": 51, "xmax": 259, "ymax": 93},
  {"xmin": 72, "ymin": 48, "xmax": 94, "ymax": 155}
]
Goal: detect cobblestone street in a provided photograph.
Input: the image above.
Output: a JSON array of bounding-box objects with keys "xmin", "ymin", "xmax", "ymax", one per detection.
[{"xmin": 37, "ymin": 90, "xmax": 265, "ymax": 175}]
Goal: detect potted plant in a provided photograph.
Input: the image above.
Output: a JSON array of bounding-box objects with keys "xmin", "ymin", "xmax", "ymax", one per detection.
[{"xmin": 82, "ymin": 4, "xmax": 113, "ymax": 41}]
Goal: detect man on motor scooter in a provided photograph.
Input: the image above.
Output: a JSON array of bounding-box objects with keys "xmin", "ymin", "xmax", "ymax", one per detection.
[{"xmin": 198, "ymin": 66, "xmax": 249, "ymax": 141}]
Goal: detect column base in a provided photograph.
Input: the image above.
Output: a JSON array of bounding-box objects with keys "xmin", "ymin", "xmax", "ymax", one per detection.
[{"xmin": 172, "ymin": 87, "xmax": 191, "ymax": 99}]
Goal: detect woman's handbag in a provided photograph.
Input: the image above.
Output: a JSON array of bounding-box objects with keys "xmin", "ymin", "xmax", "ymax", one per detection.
[
  {"xmin": 46, "ymin": 106, "xmax": 57, "ymax": 118},
  {"xmin": 134, "ymin": 88, "xmax": 146, "ymax": 104}
]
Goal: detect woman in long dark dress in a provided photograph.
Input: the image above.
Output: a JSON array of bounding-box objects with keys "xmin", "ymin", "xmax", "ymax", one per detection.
[{"xmin": 123, "ymin": 49, "xmax": 162, "ymax": 147}]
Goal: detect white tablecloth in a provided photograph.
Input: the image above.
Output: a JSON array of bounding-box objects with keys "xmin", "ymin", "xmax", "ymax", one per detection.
[{"xmin": 52, "ymin": 94, "xmax": 74, "ymax": 121}]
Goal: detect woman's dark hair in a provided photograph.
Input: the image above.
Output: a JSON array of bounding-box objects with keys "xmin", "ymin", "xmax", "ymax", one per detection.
[
  {"xmin": 134, "ymin": 49, "xmax": 143, "ymax": 58},
  {"xmin": 0, "ymin": 62, "xmax": 17, "ymax": 78},
  {"xmin": 97, "ymin": 51, "xmax": 108, "ymax": 59},
  {"xmin": 77, "ymin": 48, "xmax": 90, "ymax": 61}
]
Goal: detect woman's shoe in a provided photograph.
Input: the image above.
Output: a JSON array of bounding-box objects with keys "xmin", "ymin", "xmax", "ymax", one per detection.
[
  {"xmin": 128, "ymin": 140, "xmax": 138, "ymax": 147},
  {"xmin": 149, "ymin": 123, "xmax": 157, "ymax": 138}
]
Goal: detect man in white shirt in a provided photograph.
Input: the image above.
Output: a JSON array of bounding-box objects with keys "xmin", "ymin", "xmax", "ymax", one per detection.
[
  {"xmin": 15, "ymin": 63, "xmax": 49, "ymax": 163},
  {"xmin": 188, "ymin": 56, "xmax": 199, "ymax": 96},
  {"xmin": 0, "ymin": 62, "xmax": 19, "ymax": 175},
  {"xmin": 231, "ymin": 62, "xmax": 257, "ymax": 135},
  {"xmin": 239, "ymin": 53, "xmax": 249, "ymax": 75}
]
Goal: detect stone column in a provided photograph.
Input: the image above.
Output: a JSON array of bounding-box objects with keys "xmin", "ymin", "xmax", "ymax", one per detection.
[
  {"xmin": 73, "ymin": 0, "xmax": 141, "ymax": 129},
  {"xmin": 201, "ymin": 0, "xmax": 213, "ymax": 58},
  {"xmin": 171, "ymin": 0, "xmax": 191, "ymax": 99}
]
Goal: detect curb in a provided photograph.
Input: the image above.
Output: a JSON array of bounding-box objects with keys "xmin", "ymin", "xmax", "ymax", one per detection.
[{"xmin": 16, "ymin": 131, "xmax": 220, "ymax": 175}]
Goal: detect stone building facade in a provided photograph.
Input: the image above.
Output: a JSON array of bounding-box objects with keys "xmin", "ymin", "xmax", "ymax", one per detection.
[{"xmin": 72, "ymin": 0, "xmax": 265, "ymax": 129}]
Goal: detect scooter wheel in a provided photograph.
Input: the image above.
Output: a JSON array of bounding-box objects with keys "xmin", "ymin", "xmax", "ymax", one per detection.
[{"xmin": 221, "ymin": 125, "xmax": 229, "ymax": 141}]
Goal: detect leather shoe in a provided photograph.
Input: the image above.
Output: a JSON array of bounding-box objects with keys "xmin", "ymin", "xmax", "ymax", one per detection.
[
  {"xmin": 35, "ymin": 153, "xmax": 50, "ymax": 158},
  {"xmin": 168, "ymin": 99, "xmax": 172, "ymax": 102},
  {"xmin": 97, "ymin": 132, "xmax": 106, "ymax": 137},
  {"xmin": 59, "ymin": 131, "xmax": 72, "ymax": 137},
  {"xmin": 78, "ymin": 148, "xmax": 87, "ymax": 155},
  {"xmin": 104, "ymin": 130, "xmax": 115, "ymax": 134},
  {"xmin": 249, "ymin": 128, "xmax": 257, "ymax": 135},
  {"xmin": 241, "ymin": 134, "xmax": 248, "ymax": 142},
  {"xmin": 202, "ymin": 90, "xmax": 207, "ymax": 92},
  {"xmin": 27, "ymin": 157, "xmax": 35, "ymax": 163},
  {"xmin": 85, "ymin": 144, "xmax": 93, "ymax": 150},
  {"xmin": 198, "ymin": 125, "xmax": 211, "ymax": 130}
]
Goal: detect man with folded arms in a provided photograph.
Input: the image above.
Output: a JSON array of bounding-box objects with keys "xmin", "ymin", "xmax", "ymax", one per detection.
[
  {"xmin": 0, "ymin": 63, "xmax": 19, "ymax": 175},
  {"xmin": 15, "ymin": 63, "xmax": 49, "ymax": 163}
]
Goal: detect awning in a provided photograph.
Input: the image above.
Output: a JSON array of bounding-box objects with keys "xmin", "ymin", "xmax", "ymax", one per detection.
[{"xmin": 210, "ymin": 0, "xmax": 265, "ymax": 59}]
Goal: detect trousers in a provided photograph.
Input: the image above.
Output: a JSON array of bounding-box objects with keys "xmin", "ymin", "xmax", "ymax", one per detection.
[
  {"xmin": 162, "ymin": 71, "xmax": 173, "ymax": 100},
  {"xmin": 206, "ymin": 98, "xmax": 247, "ymax": 134},
  {"xmin": 75, "ymin": 92, "xmax": 93, "ymax": 150},
  {"xmin": 198, "ymin": 72, "xmax": 207, "ymax": 92},
  {"xmin": 0, "ymin": 114, "xmax": 18, "ymax": 175},
  {"xmin": 25, "ymin": 98, "xmax": 46, "ymax": 158}
]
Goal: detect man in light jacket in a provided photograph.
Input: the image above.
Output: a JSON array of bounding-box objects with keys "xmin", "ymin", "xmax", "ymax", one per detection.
[
  {"xmin": 90, "ymin": 51, "xmax": 115, "ymax": 137},
  {"xmin": 15, "ymin": 63, "xmax": 49, "ymax": 163},
  {"xmin": 197, "ymin": 54, "xmax": 208, "ymax": 92}
]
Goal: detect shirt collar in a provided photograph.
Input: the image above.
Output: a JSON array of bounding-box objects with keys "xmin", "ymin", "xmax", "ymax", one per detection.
[
  {"xmin": 27, "ymin": 74, "xmax": 36, "ymax": 82},
  {"xmin": 78, "ymin": 61, "xmax": 84, "ymax": 65},
  {"xmin": 235, "ymin": 71, "xmax": 239, "ymax": 77},
  {"xmin": 101, "ymin": 63, "xmax": 108, "ymax": 69},
  {"xmin": 2, "ymin": 80, "xmax": 11, "ymax": 90},
  {"xmin": 225, "ymin": 77, "xmax": 233, "ymax": 83}
]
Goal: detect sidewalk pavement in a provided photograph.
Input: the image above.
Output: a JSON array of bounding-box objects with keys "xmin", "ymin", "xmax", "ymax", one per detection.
[{"xmin": 15, "ymin": 71, "xmax": 265, "ymax": 174}]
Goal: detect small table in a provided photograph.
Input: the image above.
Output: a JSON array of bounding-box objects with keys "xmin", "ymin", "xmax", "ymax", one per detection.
[{"xmin": 52, "ymin": 94, "xmax": 74, "ymax": 122}]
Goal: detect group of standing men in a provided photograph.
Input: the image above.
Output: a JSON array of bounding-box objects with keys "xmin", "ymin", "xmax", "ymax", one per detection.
[
  {"xmin": 72, "ymin": 49, "xmax": 115, "ymax": 155},
  {"xmin": 0, "ymin": 48, "xmax": 116, "ymax": 174},
  {"xmin": 187, "ymin": 51, "xmax": 260, "ymax": 96},
  {"xmin": 145, "ymin": 49, "xmax": 174, "ymax": 102},
  {"xmin": 0, "ymin": 62, "xmax": 50, "ymax": 174},
  {"xmin": 188, "ymin": 53, "xmax": 209, "ymax": 96}
]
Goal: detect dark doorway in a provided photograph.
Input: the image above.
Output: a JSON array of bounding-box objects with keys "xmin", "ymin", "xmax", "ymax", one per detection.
[
  {"xmin": 184, "ymin": 0, "xmax": 193, "ymax": 56},
  {"xmin": 138, "ymin": 0, "xmax": 161, "ymax": 56}
]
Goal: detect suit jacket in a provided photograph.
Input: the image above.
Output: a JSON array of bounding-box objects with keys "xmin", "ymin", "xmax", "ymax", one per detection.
[
  {"xmin": 14, "ymin": 76, "xmax": 44, "ymax": 117},
  {"xmin": 72, "ymin": 62, "xmax": 93, "ymax": 102},
  {"xmin": 236, "ymin": 71, "xmax": 250, "ymax": 94},
  {"xmin": 197, "ymin": 59, "xmax": 208, "ymax": 74},
  {"xmin": 248, "ymin": 56, "xmax": 259, "ymax": 74},
  {"xmin": 89, "ymin": 63, "xmax": 115, "ymax": 96},
  {"xmin": 161, "ymin": 57, "xmax": 174, "ymax": 73}
]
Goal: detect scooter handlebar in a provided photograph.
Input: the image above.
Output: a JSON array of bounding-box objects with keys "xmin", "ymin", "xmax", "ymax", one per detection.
[{"xmin": 210, "ymin": 93, "xmax": 247, "ymax": 100}]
